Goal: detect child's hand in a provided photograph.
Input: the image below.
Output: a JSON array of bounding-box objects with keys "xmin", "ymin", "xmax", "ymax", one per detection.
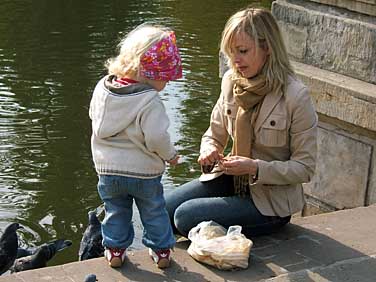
[{"xmin": 167, "ymin": 155, "xmax": 180, "ymax": 166}]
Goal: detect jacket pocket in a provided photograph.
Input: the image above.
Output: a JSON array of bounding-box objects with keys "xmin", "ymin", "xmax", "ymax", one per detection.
[
  {"xmin": 269, "ymin": 185, "xmax": 304, "ymax": 216},
  {"xmin": 223, "ymin": 103, "xmax": 237, "ymax": 137},
  {"xmin": 258, "ymin": 114, "xmax": 287, "ymax": 147}
]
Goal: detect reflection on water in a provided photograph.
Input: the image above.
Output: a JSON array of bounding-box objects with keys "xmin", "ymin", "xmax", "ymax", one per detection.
[{"xmin": 0, "ymin": 0, "xmax": 271, "ymax": 265}]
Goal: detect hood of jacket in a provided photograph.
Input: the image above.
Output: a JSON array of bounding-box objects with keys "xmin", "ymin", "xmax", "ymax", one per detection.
[{"xmin": 89, "ymin": 75, "xmax": 157, "ymax": 139}]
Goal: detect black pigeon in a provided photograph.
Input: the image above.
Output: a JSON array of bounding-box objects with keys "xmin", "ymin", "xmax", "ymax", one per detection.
[
  {"xmin": 84, "ymin": 273, "xmax": 98, "ymax": 282},
  {"xmin": 78, "ymin": 210, "xmax": 104, "ymax": 261},
  {"xmin": 11, "ymin": 239, "xmax": 72, "ymax": 272},
  {"xmin": 0, "ymin": 223, "xmax": 22, "ymax": 275}
]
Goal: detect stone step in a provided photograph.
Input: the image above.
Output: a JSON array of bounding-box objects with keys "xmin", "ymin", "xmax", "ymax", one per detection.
[
  {"xmin": 263, "ymin": 254, "xmax": 376, "ymax": 282},
  {"xmin": 0, "ymin": 205, "xmax": 376, "ymax": 281}
]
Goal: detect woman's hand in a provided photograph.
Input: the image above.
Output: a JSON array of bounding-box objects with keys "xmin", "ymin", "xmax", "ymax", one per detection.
[
  {"xmin": 197, "ymin": 149, "xmax": 223, "ymax": 166},
  {"xmin": 219, "ymin": 156, "xmax": 258, "ymax": 176}
]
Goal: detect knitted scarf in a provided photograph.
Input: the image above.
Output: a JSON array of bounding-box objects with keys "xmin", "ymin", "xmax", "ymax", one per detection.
[{"xmin": 232, "ymin": 73, "xmax": 273, "ymax": 196}]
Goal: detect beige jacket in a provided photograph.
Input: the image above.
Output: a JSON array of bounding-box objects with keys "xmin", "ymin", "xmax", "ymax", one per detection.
[{"xmin": 200, "ymin": 70, "xmax": 318, "ymax": 217}]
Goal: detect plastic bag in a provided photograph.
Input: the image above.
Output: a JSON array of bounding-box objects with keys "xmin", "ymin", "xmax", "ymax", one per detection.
[{"xmin": 187, "ymin": 221, "xmax": 253, "ymax": 270}]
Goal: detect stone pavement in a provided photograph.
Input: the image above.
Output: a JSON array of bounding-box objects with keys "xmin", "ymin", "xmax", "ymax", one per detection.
[{"xmin": 1, "ymin": 205, "xmax": 376, "ymax": 282}]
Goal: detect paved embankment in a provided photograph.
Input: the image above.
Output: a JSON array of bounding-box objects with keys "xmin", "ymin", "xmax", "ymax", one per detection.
[{"xmin": 1, "ymin": 205, "xmax": 376, "ymax": 282}]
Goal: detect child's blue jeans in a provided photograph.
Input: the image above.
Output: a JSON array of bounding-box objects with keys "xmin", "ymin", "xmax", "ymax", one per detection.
[{"xmin": 97, "ymin": 175, "xmax": 175, "ymax": 251}]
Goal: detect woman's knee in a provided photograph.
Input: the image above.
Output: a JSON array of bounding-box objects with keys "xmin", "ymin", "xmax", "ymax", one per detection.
[{"xmin": 173, "ymin": 202, "xmax": 198, "ymax": 237}]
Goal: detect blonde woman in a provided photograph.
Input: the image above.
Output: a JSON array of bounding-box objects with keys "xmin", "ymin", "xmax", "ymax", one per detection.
[
  {"xmin": 166, "ymin": 7, "xmax": 317, "ymax": 238},
  {"xmin": 90, "ymin": 24, "xmax": 182, "ymax": 268}
]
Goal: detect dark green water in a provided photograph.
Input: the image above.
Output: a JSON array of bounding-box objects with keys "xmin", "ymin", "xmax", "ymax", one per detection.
[{"xmin": 0, "ymin": 0, "xmax": 271, "ymax": 266}]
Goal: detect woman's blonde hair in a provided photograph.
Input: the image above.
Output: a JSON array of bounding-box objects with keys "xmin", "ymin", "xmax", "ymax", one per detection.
[
  {"xmin": 106, "ymin": 24, "xmax": 172, "ymax": 78},
  {"xmin": 220, "ymin": 7, "xmax": 294, "ymax": 91}
]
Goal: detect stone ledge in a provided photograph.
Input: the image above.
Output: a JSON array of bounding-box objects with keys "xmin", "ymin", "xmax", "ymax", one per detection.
[
  {"xmin": 264, "ymin": 255, "xmax": 376, "ymax": 281},
  {"xmin": 309, "ymin": 0, "xmax": 376, "ymax": 17},
  {"xmin": 293, "ymin": 61, "xmax": 376, "ymax": 132},
  {"xmin": 1, "ymin": 205, "xmax": 376, "ymax": 282}
]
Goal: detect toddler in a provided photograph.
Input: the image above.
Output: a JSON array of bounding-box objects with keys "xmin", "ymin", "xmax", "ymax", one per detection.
[{"xmin": 89, "ymin": 23, "xmax": 182, "ymax": 269}]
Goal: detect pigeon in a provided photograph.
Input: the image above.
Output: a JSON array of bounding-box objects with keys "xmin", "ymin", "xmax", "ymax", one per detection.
[
  {"xmin": 16, "ymin": 247, "xmax": 32, "ymax": 259},
  {"xmin": 78, "ymin": 210, "xmax": 104, "ymax": 261},
  {"xmin": 84, "ymin": 273, "xmax": 98, "ymax": 282},
  {"xmin": 0, "ymin": 223, "xmax": 22, "ymax": 275},
  {"xmin": 10, "ymin": 239, "xmax": 72, "ymax": 273},
  {"xmin": 16, "ymin": 238, "xmax": 72, "ymax": 259}
]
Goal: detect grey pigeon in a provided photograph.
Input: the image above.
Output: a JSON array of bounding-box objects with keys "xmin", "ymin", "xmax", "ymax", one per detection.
[
  {"xmin": 78, "ymin": 210, "xmax": 104, "ymax": 260},
  {"xmin": 0, "ymin": 223, "xmax": 22, "ymax": 275},
  {"xmin": 16, "ymin": 238, "xmax": 72, "ymax": 259},
  {"xmin": 16, "ymin": 247, "xmax": 32, "ymax": 259},
  {"xmin": 11, "ymin": 239, "xmax": 72, "ymax": 272},
  {"xmin": 84, "ymin": 273, "xmax": 98, "ymax": 282}
]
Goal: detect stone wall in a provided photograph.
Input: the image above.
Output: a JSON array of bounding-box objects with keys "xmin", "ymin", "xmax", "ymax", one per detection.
[
  {"xmin": 272, "ymin": 0, "xmax": 376, "ymax": 84},
  {"xmin": 271, "ymin": 0, "xmax": 376, "ymax": 215},
  {"xmin": 293, "ymin": 62, "xmax": 376, "ymax": 213}
]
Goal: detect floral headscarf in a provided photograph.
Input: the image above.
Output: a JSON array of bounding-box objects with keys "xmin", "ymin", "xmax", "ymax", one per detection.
[{"xmin": 140, "ymin": 32, "xmax": 183, "ymax": 81}]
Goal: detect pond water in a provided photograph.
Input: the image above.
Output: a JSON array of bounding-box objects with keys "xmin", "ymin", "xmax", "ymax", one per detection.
[{"xmin": 0, "ymin": 0, "xmax": 271, "ymax": 265}]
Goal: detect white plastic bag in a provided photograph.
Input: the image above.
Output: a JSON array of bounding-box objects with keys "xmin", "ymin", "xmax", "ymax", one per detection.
[{"xmin": 187, "ymin": 221, "xmax": 253, "ymax": 270}]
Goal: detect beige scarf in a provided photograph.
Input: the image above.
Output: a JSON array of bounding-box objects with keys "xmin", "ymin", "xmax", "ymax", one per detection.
[{"xmin": 232, "ymin": 73, "xmax": 273, "ymax": 196}]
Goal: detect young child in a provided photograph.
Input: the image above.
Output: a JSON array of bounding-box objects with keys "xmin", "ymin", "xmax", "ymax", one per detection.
[{"xmin": 89, "ymin": 24, "xmax": 182, "ymax": 269}]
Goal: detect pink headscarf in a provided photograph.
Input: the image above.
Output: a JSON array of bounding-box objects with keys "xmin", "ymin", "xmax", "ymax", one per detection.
[{"xmin": 140, "ymin": 32, "xmax": 183, "ymax": 81}]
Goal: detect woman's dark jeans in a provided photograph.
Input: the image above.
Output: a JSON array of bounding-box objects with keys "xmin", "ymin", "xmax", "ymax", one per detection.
[{"xmin": 165, "ymin": 174, "xmax": 291, "ymax": 238}]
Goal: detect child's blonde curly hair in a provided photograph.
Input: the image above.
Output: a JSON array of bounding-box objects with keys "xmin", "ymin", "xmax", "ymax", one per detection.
[{"xmin": 106, "ymin": 24, "xmax": 172, "ymax": 78}]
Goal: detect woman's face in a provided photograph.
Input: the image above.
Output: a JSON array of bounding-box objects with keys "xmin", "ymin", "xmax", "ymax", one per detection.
[{"xmin": 230, "ymin": 31, "xmax": 268, "ymax": 79}]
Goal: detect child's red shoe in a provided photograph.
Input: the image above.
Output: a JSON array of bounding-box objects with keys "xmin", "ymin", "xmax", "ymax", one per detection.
[
  {"xmin": 149, "ymin": 248, "xmax": 171, "ymax": 268},
  {"xmin": 104, "ymin": 248, "xmax": 126, "ymax": 268}
]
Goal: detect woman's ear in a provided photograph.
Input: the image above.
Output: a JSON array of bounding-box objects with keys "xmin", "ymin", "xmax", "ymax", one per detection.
[
  {"xmin": 263, "ymin": 43, "xmax": 271, "ymax": 55},
  {"xmin": 260, "ymin": 40, "xmax": 270, "ymax": 55}
]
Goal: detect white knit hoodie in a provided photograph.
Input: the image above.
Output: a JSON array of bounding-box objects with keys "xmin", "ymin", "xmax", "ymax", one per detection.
[{"xmin": 89, "ymin": 75, "xmax": 177, "ymax": 178}]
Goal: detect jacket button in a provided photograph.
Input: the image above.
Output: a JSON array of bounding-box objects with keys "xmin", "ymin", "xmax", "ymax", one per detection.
[
  {"xmin": 227, "ymin": 109, "xmax": 231, "ymax": 115},
  {"xmin": 270, "ymin": 120, "xmax": 276, "ymax": 126}
]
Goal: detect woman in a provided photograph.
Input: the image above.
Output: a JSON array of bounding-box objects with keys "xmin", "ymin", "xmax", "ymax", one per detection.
[{"xmin": 165, "ymin": 7, "xmax": 317, "ymax": 238}]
